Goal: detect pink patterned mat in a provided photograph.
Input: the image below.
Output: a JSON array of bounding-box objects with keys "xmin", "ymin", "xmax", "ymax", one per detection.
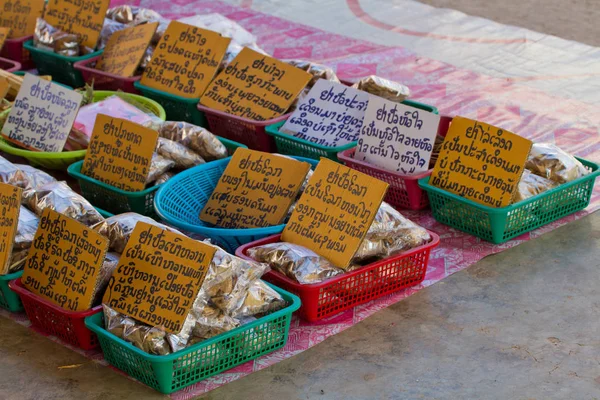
[{"xmin": 2, "ymin": 0, "xmax": 599, "ymax": 397}]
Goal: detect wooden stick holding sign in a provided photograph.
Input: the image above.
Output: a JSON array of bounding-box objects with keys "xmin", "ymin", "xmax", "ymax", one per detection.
[
  {"xmin": 282, "ymin": 158, "xmax": 389, "ymax": 269},
  {"xmin": 0, "ymin": 0, "xmax": 46, "ymax": 38},
  {"xmin": 0, "ymin": 183, "xmax": 22, "ymax": 275},
  {"xmin": 103, "ymin": 222, "xmax": 216, "ymax": 334},
  {"xmin": 429, "ymin": 116, "xmax": 533, "ymax": 207},
  {"xmin": 200, "ymin": 148, "xmax": 312, "ymax": 228},
  {"xmin": 44, "ymin": 0, "xmax": 110, "ymax": 49},
  {"xmin": 141, "ymin": 21, "xmax": 231, "ymax": 98},
  {"xmin": 96, "ymin": 22, "xmax": 158, "ymax": 78},
  {"xmin": 200, "ymin": 47, "xmax": 312, "ymax": 121}
]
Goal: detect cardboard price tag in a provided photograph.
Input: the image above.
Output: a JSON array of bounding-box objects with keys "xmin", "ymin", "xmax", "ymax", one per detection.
[
  {"xmin": 0, "ymin": 27, "xmax": 8, "ymax": 50},
  {"xmin": 103, "ymin": 222, "xmax": 215, "ymax": 334},
  {"xmin": 0, "ymin": 183, "xmax": 22, "ymax": 275},
  {"xmin": 22, "ymin": 208, "xmax": 108, "ymax": 312},
  {"xmin": 141, "ymin": 21, "xmax": 231, "ymax": 99},
  {"xmin": 282, "ymin": 158, "xmax": 388, "ymax": 269},
  {"xmin": 44, "ymin": 0, "xmax": 110, "ymax": 48},
  {"xmin": 356, "ymin": 97, "xmax": 441, "ymax": 174},
  {"xmin": 0, "ymin": 0, "xmax": 46, "ymax": 38},
  {"xmin": 200, "ymin": 47, "xmax": 312, "ymax": 121},
  {"xmin": 1, "ymin": 74, "xmax": 82, "ymax": 152},
  {"xmin": 0, "ymin": 77, "xmax": 8, "ymax": 99},
  {"xmin": 280, "ymin": 80, "xmax": 369, "ymax": 147},
  {"xmin": 430, "ymin": 116, "xmax": 532, "ymax": 207},
  {"xmin": 81, "ymin": 114, "xmax": 158, "ymax": 192},
  {"xmin": 200, "ymin": 148, "xmax": 311, "ymax": 228},
  {"xmin": 96, "ymin": 22, "xmax": 158, "ymax": 78}
]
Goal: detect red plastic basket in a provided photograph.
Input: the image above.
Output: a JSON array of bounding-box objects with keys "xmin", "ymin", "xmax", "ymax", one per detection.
[
  {"xmin": 9, "ymin": 278, "xmax": 102, "ymax": 350},
  {"xmin": 337, "ymin": 115, "xmax": 453, "ymax": 210},
  {"xmin": 74, "ymin": 55, "xmax": 141, "ymax": 93},
  {"xmin": 0, "ymin": 57, "xmax": 21, "ymax": 72},
  {"xmin": 1, "ymin": 35, "xmax": 33, "ymax": 70},
  {"xmin": 197, "ymin": 104, "xmax": 288, "ymax": 152},
  {"xmin": 236, "ymin": 232, "xmax": 440, "ymax": 321}
]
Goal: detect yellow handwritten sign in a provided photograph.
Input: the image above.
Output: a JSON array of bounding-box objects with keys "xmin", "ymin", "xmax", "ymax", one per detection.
[
  {"xmin": 0, "ymin": 183, "xmax": 21, "ymax": 275},
  {"xmin": 96, "ymin": 22, "xmax": 158, "ymax": 78},
  {"xmin": 282, "ymin": 158, "xmax": 388, "ymax": 269},
  {"xmin": 200, "ymin": 47, "xmax": 312, "ymax": 121},
  {"xmin": 0, "ymin": 27, "xmax": 8, "ymax": 51},
  {"xmin": 141, "ymin": 21, "xmax": 231, "ymax": 98},
  {"xmin": 81, "ymin": 114, "xmax": 158, "ymax": 192},
  {"xmin": 0, "ymin": 0, "xmax": 46, "ymax": 38},
  {"xmin": 430, "ymin": 116, "xmax": 532, "ymax": 207},
  {"xmin": 200, "ymin": 149, "xmax": 311, "ymax": 228},
  {"xmin": 103, "ymin": 222, "xmax": 215, "ymax": 334},
  {"xmin": 44, "ymin": 0, "xmax": 110, "ymax": 49},
  {"xmin": 0, "ymin": 77, "xmax": 8, "ymax": 99},
  {"xmin": 22, "ymin": 208, "xmax": 108, "ymax": 312}
]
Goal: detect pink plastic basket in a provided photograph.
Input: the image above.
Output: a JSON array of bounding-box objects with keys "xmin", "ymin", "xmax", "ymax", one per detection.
[
  {"xmin": 74, "ymin": 55, "xmax": 140, "ymax": 93},
  {"xmin": 197, "ymin": 104, "xmax": 288, "ymax": 152},
  {"xmin": 338, "ymin": 115, "xmax": 452, "ymax": 210},
  {"xmin": 1, "ymin": 35, "xmax": 33, "ymax": 70},
  {"xmin": 0, "ymin": 57, "xmax": 21, "ymax": 72}
]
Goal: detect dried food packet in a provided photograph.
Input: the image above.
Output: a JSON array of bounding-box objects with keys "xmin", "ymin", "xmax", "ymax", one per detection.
[
  {"xmin": 156, "ymin": 137, "xmax": 206, "ymax": 170},
  {"xmin": 525, "ymin": 143, "xmax": 588, "ymax": 184},
  {"xmin": 146, "ymin": 154, "xmax": 176, "ymax": 184},
  {"xmin": 512, "ymin": 170, "xmax": 558, "ymax": 203},
  {"xmin": 351, "ymin": 75, "xmax": 410, "ymax": 103},
  {"xmin": 157, "ymin": 121, "xmax": 228, "ymax": 161}
]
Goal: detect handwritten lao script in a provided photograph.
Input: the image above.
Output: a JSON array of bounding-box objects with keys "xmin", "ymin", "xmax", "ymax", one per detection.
[
  {"xmin": 44, "ymin": 0, "xmax": 110, "ymax": 48},
  {"xmin": 0, "ymin": 183, "xmax": 22, "ymax": 274},
  {"xmin": 0, "ymin": 0, "xmax": 45, "ymax": 38}
]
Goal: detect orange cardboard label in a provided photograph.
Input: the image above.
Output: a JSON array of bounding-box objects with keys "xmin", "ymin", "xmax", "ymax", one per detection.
[
  {"xmin": 282, "ymin": 158, "xmax": 388, "ymax": 269},
  {"xmin": 0, "ymin": 183, "xmax": 22, "ymax": 275},
  {"xmin": 22, "ymin": 208, "xmax": 108, "ymax": 312},
  {"xmin": 0, "ymin": 77, "xmax": 8, "ymax": 99},
  {"xmin": 0, "ymin": 0, "xmax": 46, "ymax": 38},
  {"xmin": 81, "ymin": 114, "xmax": 158, "ymax": 192},
  {"xmin": 200, "ymin": 149, "xmax": 311, "ymax": 228},
  {"xmin": 96, "ymin": 22, "xmax": 158, "ymax": 78},
  {"xmin": 141, "ymin": 21, "xmax": 231, "ymax": 99},
  {"xmin": 0, "ymin": 27, "xmax": 8, "ymax": 50},
  {"xmin": 200, "ymin": 47, "xmax": 312, "ymax": 121},
  {"xmin": 44, "ymin": 0, "xmax": 110, "ymax": 48},
  {"xmin": 429, "ymin": 116, "xmax": 533, "ymax": 207},
  {"xmin": 103, "ymin": 222, "xmax": 215, "ymax": 334}
]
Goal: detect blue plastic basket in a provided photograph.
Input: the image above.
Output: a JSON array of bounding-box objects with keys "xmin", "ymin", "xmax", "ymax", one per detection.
[{"xmin": 154, "ymin": 156, "xmax": 318, "ymax": 252}]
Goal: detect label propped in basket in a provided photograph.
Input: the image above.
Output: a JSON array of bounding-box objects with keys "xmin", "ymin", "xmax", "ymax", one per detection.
[
  {"xmin": 141, "ymin": 21, "xmax": 231, "ymax": 98},
  {"xmin": 356, "ymin": 96, "xmax": 440, "ymax": 174},
  {"xmin": 96, "ymin": 22, "xmax": 158, "ymax": 78},
  {"xmin": 0, "ymin": 77, "xmax": 8, "ymax": 99},
  {"xmin": 280, "ymin": 80, "xmax": 369, "ymax": 147},
  {"xmin": 282, "ymin": 158, "xmax": 388, "ymax": 269},
  {"xmin": 429, "ymin": 116, "xmax": 532, "ymax": 207},
  {"xmin": 0, "ymin": 183, "xmax": 22, "ymax": 274},
  {"xmin": 103, "ymin": 222, "xmax": 216, "ymax": 334},
  {"xmin": 0, "ymin": 27, "xmax": 8, "ymax": 50},
  {"xmin": 81, "ymin": 114, "xmax": 159, "ymax": 192},
  {"xmin": 0, "ymin": 0, "xmax": 45, "ymax": 38},
  {"xmin": 1, "ymin": 74, "xmax": 83, "ymax": 152},
  {"xmin": 21, "ymin": 208, "xmax": 108, "ymax": 312},
  {"xmin": 44, "ymin": 0, "xmax": 111, "ymax": 49},
  {"xmin": 200, "ymin": 47, "xmax": 312, "ymax": 121},
  {"xmin": 200, "ymin": 148, "xmax": 311, "ymax": 228}
]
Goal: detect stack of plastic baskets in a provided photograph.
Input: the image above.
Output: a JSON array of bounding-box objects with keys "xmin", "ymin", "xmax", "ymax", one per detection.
[
  {"xmin": 135, "ymin": 81, "xmax": 207, "ymax": 126},
  {"xmin": 1, "ymin": 35, "xmax": 33, "ymax": 69},
  {"xmin": 74, "ymin": 55, "xmax": 141, "ymax": 93},
  {"xmin": 0, "ymin": 57, "xmax": 21, "ymax": 72}
]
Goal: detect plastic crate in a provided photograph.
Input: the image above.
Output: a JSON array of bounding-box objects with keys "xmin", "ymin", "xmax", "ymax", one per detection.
[
  {"xmin": 0, "ymin": 91, "xmax": 166, "ymax": 170},
  {"xmin": 418, "ymin": 157, "xmax": 600, "ymax": 244},
  {"xmin": 74, "ymin": 55, "xmax": 140, "ymax": 93},
  {"xmin": 68, "ymin": 137, "xmax": 246, "ymax": 217},
  {"xmin": 154, "ymin": 156, "xmax": 318, "ymax": 253},
  {"xmin": 237, "ymin": 233, "xmax": 439, "ymax": 321},
  {"xmin": 0, "ymin": 57, "xmax": 21, "ymax": 72},
  {"xmin": 95, "ymin": 207, "xmax": 114, "ymax": 218},
  {"xmin": 9, "ymin": 278, "xmax": 102, "ymax": 350},
  {"xmin": 0, "ymin": 271, "xmax": 24, "ymax": 312},
  {"xmin": 197, "ymin": 104, "xmax": 288, "ymax": 152},
  {"xmin": 265, "ymin": 99, "xmax": 441, "ymax": 162},
  {"xmin": 134, "ymin": 81, "xmax": 207, "ymax": 126},
  {"xmin": 1, "ymin": 35, "xmax": 33, "ymax": 70},
  {"xmin": 85, "ymin": 282, "xmax": 300, "ymax": 394},
  {"xmin": 23, "ymin": 40, "xmax": 102, "ymax": 87}
]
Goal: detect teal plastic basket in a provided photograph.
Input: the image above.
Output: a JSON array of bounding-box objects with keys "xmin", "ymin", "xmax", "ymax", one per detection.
[
  {"xmin": 134, "ymin": 81, "xmax": 207, "ymax": 127},
  {"xmin": 23, "ymin": 40, "xmax": 102, "ymax": 87},
  {"xmin": 265, "ymin": 99, "xmax": 439, "ymax": 162},
  {"xmin": 0, "ymin": 270, "xmax": 24, "ymax": 312},
  {"xmin": 85, "ymin": 282, "xmax": 300, "ymax": 394},
  {"xmin": 418, "ymin": 157, "xmax": 600, "ymax": 243},
  {"xmin": 154, "ymin": 156, "xmax": 318, "ymax": 252}
]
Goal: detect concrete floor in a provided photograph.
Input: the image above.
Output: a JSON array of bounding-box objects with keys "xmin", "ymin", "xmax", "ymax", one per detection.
[{"xmin": 1, "ymin": 213, "xmax": 598, "ymax": 399}]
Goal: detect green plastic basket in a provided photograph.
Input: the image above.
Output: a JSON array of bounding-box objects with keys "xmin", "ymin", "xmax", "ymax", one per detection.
[
  {"xmin": 418, "ymin": 157, "xmax": 600, "ymax": 244},
  {"xmin": 0, "ymin": 91, "xmax": 166, "ymax": 170},
  {"xmin": 85, "ymin": 282, "xmax": 300, "ymax": 394},
  {"xmin": 67, "ymin": 137, "xmax": 246, "ymax": 217},
  {"xmin": 134, "ymin": 81, "xmax": 207, "ymax": 127},
  {"xmin": 0, "ymin": 270, "xmax": 24, "ymax": 312},
  {"xmin": 265, "ymin": 99, "xmax": 439, "ymax": 162},
  {"xmin": 23, "ymin": 40, "xmax": 102, "ymax": 87}
]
